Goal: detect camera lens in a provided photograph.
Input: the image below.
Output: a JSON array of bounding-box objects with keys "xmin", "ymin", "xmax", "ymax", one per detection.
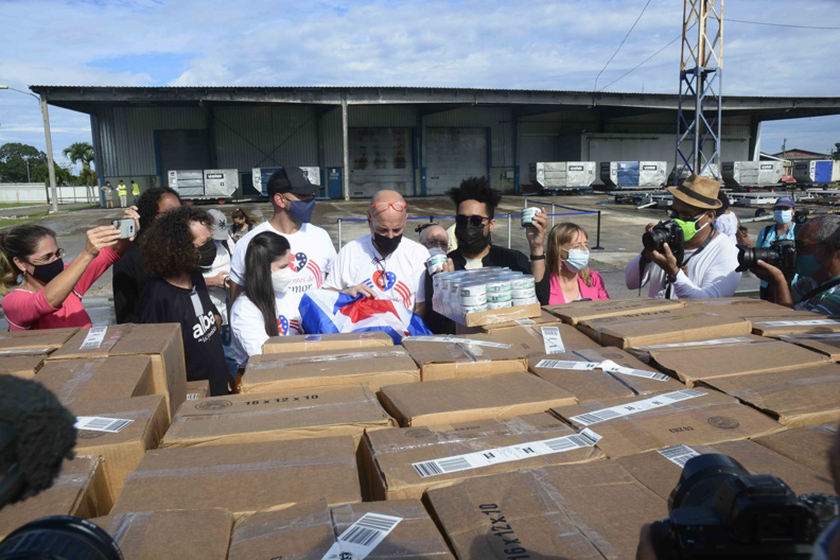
[
  {"xmin": 669, "ymin": 454, "xmax": 748, "ymax": 511},
  {"xmin": 0, "ymin": 516, "xmax": 122, "ymax": 560},
  {"xmin": 642, "ymin": 228, "xmax": 669, "ymax": 252}
]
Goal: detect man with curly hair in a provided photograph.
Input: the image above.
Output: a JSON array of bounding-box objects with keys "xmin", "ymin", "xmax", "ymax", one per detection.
[
  {"xmin": 138, "ymin": 206, "xmax": 229, "ymax": 396},
  {"xmin": 112, "ymin": 187, "xmax": 182, "ymax": 323}
]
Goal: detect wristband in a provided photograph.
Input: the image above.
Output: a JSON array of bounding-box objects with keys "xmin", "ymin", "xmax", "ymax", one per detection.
[{"xmin": 530, "ymin": 254, "xmax": 545, "ymax": 261}]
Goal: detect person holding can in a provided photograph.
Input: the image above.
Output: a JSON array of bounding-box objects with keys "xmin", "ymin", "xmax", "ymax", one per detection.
[{"xmin": 533, "ymin": 222, "xmax": 609, "ymax": 305}]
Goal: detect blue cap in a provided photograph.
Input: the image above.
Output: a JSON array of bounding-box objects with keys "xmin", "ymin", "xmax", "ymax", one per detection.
[{"xmin": 774, "ymin": 197, "xmax": 795, "ymax": 209}]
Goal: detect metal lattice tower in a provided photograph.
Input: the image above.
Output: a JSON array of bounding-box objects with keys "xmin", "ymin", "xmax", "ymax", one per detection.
[{"xmin": 674, "ymin": 0, "xmax": 724, "ymax": 183}]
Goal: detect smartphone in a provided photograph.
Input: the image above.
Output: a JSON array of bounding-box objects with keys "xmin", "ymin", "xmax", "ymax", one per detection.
[{"xmin": 111, "ymin": 218, "xmax": 136, "ymax": 239}]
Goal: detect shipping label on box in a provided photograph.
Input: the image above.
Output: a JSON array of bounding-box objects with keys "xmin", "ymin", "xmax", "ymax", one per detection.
[
  {"xmin": 425, "ymin": 461, "xmax": 667, "ymax": 559},
  {"xmin": 544, "ymin": 297, "xmax": 685, "ymax": 325},
  {"xmin": 751, "ymin": 315, "xmax": 840, "ymax": 336},
  {"xmin": 185, "ymin": 379, "xmax": 210, "ymax": 401},
  {"xmin": 262, "ymin": 331, "xmax": 394, "ymax": 354},
  {"xmin": 551, "ymin": 389, "xmax": 783, "ymax": 458},
  {"xmin": 378, "ymin": 371, "xmax": 576, "ymax": 427}
]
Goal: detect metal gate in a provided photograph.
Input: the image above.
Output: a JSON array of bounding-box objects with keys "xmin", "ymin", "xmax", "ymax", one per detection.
[
  {"xmin": 424, "ymin": 127, "xmax": 488, "ymax": 196},
  {"xmin": 157, "ymin": 129, "xmax": 212, "ymax": 188},
  {"xmin": 349, "ymin": 127, "xmax": 414, "ymax": 198}
]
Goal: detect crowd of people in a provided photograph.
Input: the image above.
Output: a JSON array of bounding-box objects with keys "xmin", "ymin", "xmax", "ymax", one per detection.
[{"xmin": 3, "ymin": 167, "xmax": 840, "ymax": 397}]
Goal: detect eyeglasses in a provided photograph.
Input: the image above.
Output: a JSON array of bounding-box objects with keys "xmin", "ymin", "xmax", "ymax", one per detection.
[
  {"xmin": 370, "ymin": 201, "xmax": 407, "ymax": 214},
  {"xmin": 455, "ymin": 214, "xmax": 490, "ymax": 228},
  {"xmin": 667, "ymin": 209, "xmax": 705, "ymax": 221},
  {"xmin": 28, "ymin": 248, "xmax": 65, "ymax": 266}
]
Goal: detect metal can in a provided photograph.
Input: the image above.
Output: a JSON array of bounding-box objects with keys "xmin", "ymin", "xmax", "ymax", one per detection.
[
  {"xmin": 459, "ymin": 282, "xmax": 487, "ymax": 298},
  {"xmin": 521, "ymin": 207, "xmax": 540, "ymax": 227},
  {"xmin": 487, "ymin": 300, "xmax": 513, "ymax": 310},
  {"xmin": 426, "ymin": 249, "xmax": 449, "ymax": 275},
  {"xmin": 512, "ymin": 296, "xmax": 538, "ymax": 306},
  {"xmin": 486, "ymin": 292, "xmax": 513, "ymax": 303},
  {"xmin": 511, "ymin": 275, "xmax": 536, "ymax": 290},
  {"xmin": 461, "ymin": 304, "xmax": 488, "ymax": 315},
  {"xmin": 485, "ymin": 279, "xmax": 512, "ymax": 293},
  {"xmin": 512, "ymin": 288, "xmax": 536, "ymax": 299}
]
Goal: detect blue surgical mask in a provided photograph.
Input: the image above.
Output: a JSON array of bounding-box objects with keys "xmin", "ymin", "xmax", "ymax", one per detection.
[
  {"xmin": 795, "ymin": 253, "xmax": 820, "ymax": 278},
  {"xmin": 564, "ymin": 249, "xmax": 590, "ymax": 272},
  {"xmin": 287, "ymin": 198, "xmax": 315, "ymax": 224},
  {"xmin": 774, "ymin": 209, "xmax": 793, "ymax": 225}
]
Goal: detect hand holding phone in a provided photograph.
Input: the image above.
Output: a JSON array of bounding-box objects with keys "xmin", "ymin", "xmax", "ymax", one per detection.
[{"xmin": 111, "ymin": 219, "xmax": 136, "ymax": 239}]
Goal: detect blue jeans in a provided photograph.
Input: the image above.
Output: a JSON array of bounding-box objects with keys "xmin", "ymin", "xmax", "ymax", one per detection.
[{"xmin": 220, "ymin": 325, "xmax": 238, "ymax": 379}]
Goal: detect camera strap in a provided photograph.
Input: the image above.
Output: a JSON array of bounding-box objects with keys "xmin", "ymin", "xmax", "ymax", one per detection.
[
  {"xmin": 664, "ymin": 231, "xmax": 716, "ymax": 299},
  {"xmin": 800, "ymin": 275, "xmax": 840, "ymax": 303}
]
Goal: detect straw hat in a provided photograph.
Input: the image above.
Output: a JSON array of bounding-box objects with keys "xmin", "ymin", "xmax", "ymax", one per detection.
[{"xmin": 668, "ymin": 173, "xmax": 722, "ymax": 210}]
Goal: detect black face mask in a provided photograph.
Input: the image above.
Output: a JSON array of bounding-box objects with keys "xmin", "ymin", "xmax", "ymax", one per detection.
[
  {"xmin": 455, "ymin": 223, "xmax": 489, "ymax": 256},
  {"xmin": 198, "ymin": 241, "xmax": 217, "ymax": 269},
  {"xmin": 30, "ymin": 258, "xmax": 64, "ymax": 284},
  {"xmin": 374, "ymin": 233, "xmax": 402, "ymax": 256}
]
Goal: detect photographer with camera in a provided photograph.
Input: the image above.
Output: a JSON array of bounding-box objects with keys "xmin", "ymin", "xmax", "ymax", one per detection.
[
  {"xmin": 750, "ymin": 215, "xmax": 840, "ymax": 315},
  {"xmin": 741, "ymin": 197, "xmax": 798, "ymax": 300},
  {"xmin": 625, "ymin": 174, "xmax": 740, "ymax": 299}
]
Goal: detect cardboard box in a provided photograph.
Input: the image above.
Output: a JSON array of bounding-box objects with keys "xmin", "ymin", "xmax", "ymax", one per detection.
[
  {"xmin": 528, "ymin": 347, "xmax": 684, "ymax": 403},
  {"xmin": 185, "ymin": 380, "xmax": 209, "ymax": 401},
  {"xmin": 378, "ymin": 372, "xmax": 576, "ymax": 427},
  {"xmin": 551, "ymin": 389, "xmax": 783, "ymax": 458},
  {"xmin": 93, "ymin": 509, "xmax": 233, "ymax": 560},
  {"xmin": 461, "ymin": 302, "xmax": 541, "ymax": 328},
  {"xmin": 71, "ymin": 394, "xmax": 170, "ymax": 510},
  {"xmin": 648, "ymin": 339, "xmax": 830, "ymax": 387},
  {"xmin": 262, "ymin": 331, "xmax": 394, "ymax": 354},
  {"xmin": 401, "ymin": 334, "xmax": 529, "ymax": 381},
  {"xmin": 0, "ymin": 354, "xmax": 47, "ymax": 378},
  {"xmin": 242, "ymin": 347, "xmax": 419, "ymax": 393},
  {"xmin": 229, "ymin": 499, "xmax": 455, "ymax": 560},
  {"xmin": 111, "ymin": 436, "xmax": 361, "ymax": 516},
  {"xmin": 425, "ymin": 461, "xmax": 666, "ymax": 560},
  {"xmin": 617, "ymin": 438, "xmax": 835, "ymax": 501},
  {"xmin": 478, "ymin": 309, "xmax": 567, "ymax": 332},
  {"xmin": 36, "ymin": 356, "xmax": 155, "ymax": 405},
  {"xmin": 626, "ymin": 334, "xmax": 768, "ymax": 363},
  {"xmin": 162, "ymin": 384, "xmax": 396, "ymax": 449},
  {"xmin": 578, "ymin": 310, "xmax": 753, "ymax": 349},
  {"xmin": 364, "ymin": 413, "xmax": 604, "ymax": 500},
  {"xmin": 774, "ymin": 332, "xmax": 840, "ymax": 360},
  {"xmin": 543, "ymin": 296, "xmax": 685, "ymax": 325},
  {"xmin": 0, "ymin": 327, "xmax": 78, "ymax": 353},
  {"xmin": 701, "ymin": 364, "xmax": 840, "ymax": 427},
  {"xmin": 0, "ymin": 456, "xmax": 106, "ymax": 538},
  {"xmin": 681, "ymin": 297, "xmax": 823, "ymax": 319},
  {"xmin": 480, "ymin": 323, "xmax": 603, "ymax": 355},
  {"xmin": 751, "ymin": 315, "xmax": 840, "ymax": 336},
  {"xmin": 752, "ymin": 423, "xmax": 838, "ymax": 479},
  {"xmin": 47, "ymin": 324, "xmax": 187, "ymax": 419}
]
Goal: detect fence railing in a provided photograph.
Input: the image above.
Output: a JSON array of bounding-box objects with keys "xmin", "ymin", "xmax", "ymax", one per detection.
[{"xmin": 0, "ymin": 183, "xmax": 98, "ymax": 205}]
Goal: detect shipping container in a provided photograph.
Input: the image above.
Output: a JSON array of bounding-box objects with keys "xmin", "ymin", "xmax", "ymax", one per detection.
[
  {"xmin": 167, "ymin": 170, "xmax": 204, "ymax": 197},
  {"xmin": 529, "ymin": 162, "xmax": 596, "ymax": 192},
  {"xmin": 599, "ymin": 161, "xmax": 667, "ymax": 190},
  {"xmin": 793, "ymin": 160, "xmax": 835, "ymax": 184},
  {"xmin": 721, "ymin": 161, "xmax": 783, "ymax": 189},
  {"xmin": 168, "ymin": 169, "xmax": 240, "ymax": 199}
]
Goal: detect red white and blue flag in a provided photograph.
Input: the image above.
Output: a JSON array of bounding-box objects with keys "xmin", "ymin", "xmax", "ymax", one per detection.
[{"xmin": 299, "ymin": 289, "xmax": 431, "ymax": 343}]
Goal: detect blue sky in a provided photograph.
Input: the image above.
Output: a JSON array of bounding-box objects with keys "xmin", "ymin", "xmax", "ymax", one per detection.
[{"xmin": 1, "ymin": 0, "xmax": 838, "ymax": 172}]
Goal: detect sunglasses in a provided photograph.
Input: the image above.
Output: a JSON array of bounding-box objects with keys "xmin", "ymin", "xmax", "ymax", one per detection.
[
  {"xmin": 455, "ymin": 214, "xmax": 490, "ymax": 228},
  {"xmin": 370, "ymin": 201, "xmax": 407, "ymax": 214}
]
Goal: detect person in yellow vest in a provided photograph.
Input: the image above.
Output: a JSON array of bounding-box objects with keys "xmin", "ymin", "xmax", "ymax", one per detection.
[
  {"xmin": 117, "ymin": 180, "xmax": 128, "ymax": 207},
  {"xmin": 131, "ymin": 179, "xmax": 140, "ymax": 204}
]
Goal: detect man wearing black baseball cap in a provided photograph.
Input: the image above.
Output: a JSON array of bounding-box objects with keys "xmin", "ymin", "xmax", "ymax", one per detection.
[{"xmin": 228, "ymin": 167, "xmax": 334, "ymax": 305}]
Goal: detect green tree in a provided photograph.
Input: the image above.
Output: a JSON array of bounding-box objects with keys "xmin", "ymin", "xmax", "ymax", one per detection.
[
  {"xmin": 62, "ymin": 141, "xmax": 96, "ymax": 186},
  {"xmin": 0, "ymin": 142, "xmax": 48, "ymax": 183},
  {"xmin": 832, "ymin": 142, "xmax": 840, "ymax": 161}
]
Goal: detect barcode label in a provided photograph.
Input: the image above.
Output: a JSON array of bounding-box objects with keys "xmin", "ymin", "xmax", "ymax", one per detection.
[
  {"xmin": 600, "ymin": 360, "xmax": 671, "ymax": 382},
  {"xmin": 411, "ymin": 428, "xmax": 602, "ymax": 478},
  {"xmin": 757, "ymin": 319, "xmax": 840, "ymax": 327},
  {"xmin": 569, "ymin": 389, "xmax": 706, "ymax": 426},
  {"xmin": 781, "ymin": 333, "xmax": 840, "ymax": 341},
  {"xmin": 657, "ymin": 444, "xmax": 700, "ymax": 467},
  {"xmin": 535, "ymin": 359, "xmax": 599, "ymax": 370},
  {"xmin": 410, "ymin": 336, "xmax": 512, "ymax": 348},
  {"xmin": 75, "ymin": 416, "xmax": 133, "ymax": 433},
  {"xmin": 541, "ymin": 326, "xmax": 566, "ymax": 354},
  {"xmin": 639, "ymin": 337, "xmax": 754, "ymax": 350},
  {"xmin": 80, "ymin": 326, "xmax": 108, "ymax": 350},
  {"xmin": 322, "ymin": 513, "xmax": 402, "ymax": 559},
  {"xmin": 186, "ymin": 393, "xmax": 200, "ymax": 401}
]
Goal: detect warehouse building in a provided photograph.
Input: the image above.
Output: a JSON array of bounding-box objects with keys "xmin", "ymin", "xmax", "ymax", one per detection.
[{"xmin": 31, "ymin": 86, "xmax": 840, "ymax": 199}]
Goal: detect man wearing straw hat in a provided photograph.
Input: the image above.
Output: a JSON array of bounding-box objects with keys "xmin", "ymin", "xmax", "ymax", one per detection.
[{"xmin": 625, "ymin": 173, "xmax": 741, "ymax": 299}]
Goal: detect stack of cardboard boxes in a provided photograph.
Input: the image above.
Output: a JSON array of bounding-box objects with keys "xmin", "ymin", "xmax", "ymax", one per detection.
[{"xmin": 3, "ymin": 298, "xmax": 838, "ymax": 559}]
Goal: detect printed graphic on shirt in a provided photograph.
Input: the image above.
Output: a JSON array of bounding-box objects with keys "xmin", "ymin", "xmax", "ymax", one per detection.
[
  {"xmin": 289, "ymin": 251, "xmax": 324, "ymax": 291},
  {"xmin": 364, "ymin": 267, "xmax": 413, "ymax": 309},
  {"xmin": 277, "ymin": 314, "xmax": 302, "ymax": 336},
  {"xmin": 193, "ymin": 309, "xmax": 218, "ymax": 342}
]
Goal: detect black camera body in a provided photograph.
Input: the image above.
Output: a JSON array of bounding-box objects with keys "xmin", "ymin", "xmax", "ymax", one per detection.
[
  {"xmin": 651, "ymin": 454, "xmax": 834, "ymax": 559},
  {"xmin": 643, "ymin": 220, "xmax": 686, "ymax": 267},
  {"xmin": 736, "ymin": 239, "xmax": 797, "ymax": 281}
]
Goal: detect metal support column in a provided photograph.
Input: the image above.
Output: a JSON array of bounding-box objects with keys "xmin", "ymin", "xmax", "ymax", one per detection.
[{"xmin": 341, "ymin": 96, "xmax": 350, "ymax": 201}]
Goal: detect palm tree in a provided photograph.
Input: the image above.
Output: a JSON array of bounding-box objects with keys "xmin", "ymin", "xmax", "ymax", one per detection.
[{"xmin": 63, "ymin": 141, "xmax": 96, "ymax": 203}]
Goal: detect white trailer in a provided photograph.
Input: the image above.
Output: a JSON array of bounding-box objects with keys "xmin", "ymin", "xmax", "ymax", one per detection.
[{"xmin": 529, "ymin": 162, "xmax": 596, "ymax": 193}]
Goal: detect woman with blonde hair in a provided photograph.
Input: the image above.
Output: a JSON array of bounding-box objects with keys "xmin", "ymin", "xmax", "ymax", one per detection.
[{"xmin": 534, "ymin": 222, "xmax": 609, "ymax": 305}]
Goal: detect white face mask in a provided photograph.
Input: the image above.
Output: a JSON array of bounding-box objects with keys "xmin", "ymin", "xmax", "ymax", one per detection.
[
  {"xmin": 271, "ymin": 267, "xmax": 295, "ymax": 293},
  {"xmin": 563, "ymin": 249, "xmax": 590, "ymax": 272}
]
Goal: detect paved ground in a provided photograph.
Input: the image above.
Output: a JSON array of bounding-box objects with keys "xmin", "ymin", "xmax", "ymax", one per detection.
[{"xmin": 0, "ymin": 193, "xmax": 767, "ymax": 329}]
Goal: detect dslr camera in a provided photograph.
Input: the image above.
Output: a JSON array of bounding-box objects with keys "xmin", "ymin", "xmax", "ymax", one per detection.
[
  {"xmin": 643, "ymin": 220, "xmax": 686, "ymax": 267},
  {"xmin": 649, "ymin": 454, "xmax": 837, "ymax": 559},
  {"xmin": 736, "ymin": 239, "xmax": 797, "ymax": 282}
]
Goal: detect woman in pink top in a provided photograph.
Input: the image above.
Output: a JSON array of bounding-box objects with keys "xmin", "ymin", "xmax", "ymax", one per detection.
[
  {"xmin": 534, "ymin": 222, "xmax": 609, "ymax": 305},
  {"xmin": 0, "ymin": 209, "xmax": 138, "ymax": 330}
]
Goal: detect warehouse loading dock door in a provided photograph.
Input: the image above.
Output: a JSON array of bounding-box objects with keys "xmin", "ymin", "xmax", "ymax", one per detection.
[
  {"xmin": 349, "ymin": 127, "xmax": 414, "ymax": 198},
  {"xmin": 157, "ymin": 130, "xmax": 212, "ymax": 188},
  {"xmin": 425, "ymin": 128, "xmax": 488, "ymax": 196}
]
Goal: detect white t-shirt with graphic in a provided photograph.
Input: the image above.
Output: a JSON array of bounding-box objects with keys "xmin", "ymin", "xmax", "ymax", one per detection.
[
  {"xmin": 324, "ymin": 234, "xmax": 430, "ymax": 310},
  {"xmin": 230, "ymin": 291, "xmax": 304, "ymax": 367},
  {"xmin": 229, "ymin": 221, "xmax": 336, "ymax": 296}
]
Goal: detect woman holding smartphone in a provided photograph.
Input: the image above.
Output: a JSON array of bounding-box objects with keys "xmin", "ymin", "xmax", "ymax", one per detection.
[{"xmin": 0, "ymin": 208, "xmax": 139, "ymax": 330}]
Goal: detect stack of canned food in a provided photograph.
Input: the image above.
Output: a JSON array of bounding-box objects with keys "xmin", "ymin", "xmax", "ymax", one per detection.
[{"xmin": 431, "ymin": 267, "xmax": 538, "ymax": 322}]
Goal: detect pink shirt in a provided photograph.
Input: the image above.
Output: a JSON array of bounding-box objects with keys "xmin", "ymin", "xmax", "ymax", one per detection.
[
  {"xmin": 548, "ymin": 270, "xmax": 610, "ymax": 305},
  {"xmin": 2, "ymin": 247, "xmax": 120, "ymax": 331}
]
